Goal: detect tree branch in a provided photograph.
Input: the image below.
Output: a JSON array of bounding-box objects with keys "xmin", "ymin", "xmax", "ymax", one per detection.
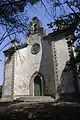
[
  {"xmin": 0, "ymin": 0, "xmax": 26, "ymax": 7},
  {"xmin": 66, "ymin": 1, "xmax": 80, "ymax": 19}
]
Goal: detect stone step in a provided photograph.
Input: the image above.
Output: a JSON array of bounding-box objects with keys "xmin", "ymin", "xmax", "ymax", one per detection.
[{"xmin": 15, "ymin": 96, "xmax": 54, "ymax": 102}]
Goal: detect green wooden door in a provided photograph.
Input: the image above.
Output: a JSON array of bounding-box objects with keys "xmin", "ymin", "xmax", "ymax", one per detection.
[{"xmin": 34, "ymin": 76, "xmax": 42, "ymax": 96}]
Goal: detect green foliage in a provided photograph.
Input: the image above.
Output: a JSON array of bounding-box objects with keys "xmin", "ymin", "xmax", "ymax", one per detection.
[
  {"xmin": 47, "ymin": 0, "xmax": 80, "ymax": 65},
  {"xmin": 4, "ymin": 17, "xmax": 17, "ymax": 25},
  {"xmin": 0, "ymin": 0, "xmax": 40, "ymax": 46},
  {"xmin": 75, "ymin": 45, "xmax": 80, "ymax": 62},
  {"xmin": 47, "ymin": 13, "xmax": 80, "ymax": 32},
  {"xmin": 32, "ymin": 16, "xmax": 38, "ymax": 21},
  {"xmin": 0, "ymin": 0, "xmax": 79, "ymax": 49},
  {"xmin": 29, "ymin": 0, "xmax": 40, "ymax": 5},
  {"xmin": 4, "ymin": 51, "xmax": 9, "ymax": 57},
  {"xmin": 29, "ymin": 21, "xmax": 32, "ymax": 26}
]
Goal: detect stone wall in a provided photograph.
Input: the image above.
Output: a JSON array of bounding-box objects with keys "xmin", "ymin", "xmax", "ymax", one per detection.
[
  {"xmin": 2, "ymin": 54, "xmax": 14, "ymax": 99},
  {"xmin": 40, "ymin": 40, "xmax": 55, "ymax": 96},
  {"xmin": 14, "ymin": 34, "xmax": 56, "ymax": 98},
  {"xmin": 2, "ymin": 32, "xmax": 76, "ymax": 100},
  {"xmin": 14, "ymin": 34, "xmax": 42, "ymax": 98},
  {"xmin": 51, "ymin": 33, "xmax": 75, "ymax": 97}
]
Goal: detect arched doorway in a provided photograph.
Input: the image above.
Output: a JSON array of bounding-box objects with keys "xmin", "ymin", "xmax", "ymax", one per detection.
[
  {"xmin": 29, "ymin": 72, "xmax": 44, "ymax": 96},
  {"xmin": 34, "ymin": 75, "xmax": 42, "ymax": 96}
]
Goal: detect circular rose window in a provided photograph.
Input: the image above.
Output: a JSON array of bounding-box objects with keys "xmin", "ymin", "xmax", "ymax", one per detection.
[{"xmin": 31, "ymin": 43, "xmax": 40, "ymax": 54}]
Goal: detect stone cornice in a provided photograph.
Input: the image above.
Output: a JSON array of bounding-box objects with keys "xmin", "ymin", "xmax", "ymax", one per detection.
[
  {"xmin": 43, "ymin": 27, "xmax": 74, "ymax": 41},
  {"xmin": 3, "ymin": 43, "xmax": 28, "ymax": 56}
]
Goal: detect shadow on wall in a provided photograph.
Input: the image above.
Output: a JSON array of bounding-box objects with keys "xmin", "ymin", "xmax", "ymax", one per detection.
[
  {"xmin": 5, "ymin": 49, "xmax": 15, "ymax": 64},
  {"xmin": 39, "ymin": 40, "xmax": 55, "ymax": 97},
  {"xmin": 5, "ymin": 55, "xmax": 12, "ymax": 64},
  {"xmin": 57, "ymin": 61, "xmax": 79, "ymax": 102}
]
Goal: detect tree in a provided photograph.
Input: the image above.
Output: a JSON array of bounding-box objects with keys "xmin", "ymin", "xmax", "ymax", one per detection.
[
  {"xmin": 41, "ymin": 0, "xmax": 80, "ymax": 63},
  {"xmin": 0, "ymin": 0, "xmax": 40, "ymax": 50},
  {"xmin": 47, "ymin": 0, "xmax": 80, "ymax": 64},
  {"xmin": 0, "ymin": 0, "xmax": 79, "ymax": 50}
]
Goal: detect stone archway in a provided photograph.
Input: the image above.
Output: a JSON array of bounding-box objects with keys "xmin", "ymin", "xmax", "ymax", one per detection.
[{"xmin": 29, "ymin": 72, "xmax": 44, "ymax": 96}]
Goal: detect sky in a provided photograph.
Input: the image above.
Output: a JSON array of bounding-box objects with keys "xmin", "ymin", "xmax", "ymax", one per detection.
[{"xmin": 0, "ymin": 2, "xmax": 53, "ymax": 85}]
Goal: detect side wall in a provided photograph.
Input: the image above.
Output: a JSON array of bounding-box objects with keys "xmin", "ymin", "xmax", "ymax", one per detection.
[
  {"xmin": 51, "ymin": 34, "xmax": 75, "ymax": 97},
  {"xmin": 2, "ymin": 54, "xmax": 14, "ymax": 99}
]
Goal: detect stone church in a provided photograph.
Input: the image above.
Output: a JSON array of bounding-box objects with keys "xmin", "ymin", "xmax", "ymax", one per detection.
[{"xmin": 2, "ymin": 17, "xmax": 78, "ymax": 101}]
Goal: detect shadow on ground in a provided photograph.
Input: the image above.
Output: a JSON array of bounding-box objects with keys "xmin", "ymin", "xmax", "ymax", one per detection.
[{"xmin": 0, "ymin": 101, "xmax": 80, "ymax": 120}]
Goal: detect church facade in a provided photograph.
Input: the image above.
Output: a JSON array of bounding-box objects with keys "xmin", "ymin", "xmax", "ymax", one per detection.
[{"xmin": 2, "ymin": 17, "xmax": 77, "ymax": 101}]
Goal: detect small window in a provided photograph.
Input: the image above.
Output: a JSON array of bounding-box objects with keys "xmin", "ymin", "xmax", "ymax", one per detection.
[
  {"xmin": 31, "ymin": 43, "xmax": 40, "ymax": 54},
  {"xmin": 34, "ymin": 24, "xmax": 37, "ymax": 31}
]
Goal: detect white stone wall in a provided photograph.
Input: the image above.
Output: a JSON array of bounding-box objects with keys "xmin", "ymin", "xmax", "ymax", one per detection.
[
  {"xmin": 3, "ymin": 32, "xmax": 76, "ymax": 99},
  {"xmin": 14, "ymin": 34, "xmax": 42, "ymax": 96},
  {"xmin": 52, "ymin": 34, "xmax": 74, "ymax": 94},
  {"xmin": 2, "ymin": 55, "xmax": 13, "ymax": 97},
  {"xmin": 54, "ymin": 38, "xmax": 69, "ymax": 81},
  {"xmin": 2, "ymin": 33, "xmax": 55, "ymax": 98},
  {"xmin": 14, "ymin": 34, "xmax": 55, "ymax": 97},
  {"xmin": 52, "ymin": 35, "xmax": 75, "ymax": 94}
]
